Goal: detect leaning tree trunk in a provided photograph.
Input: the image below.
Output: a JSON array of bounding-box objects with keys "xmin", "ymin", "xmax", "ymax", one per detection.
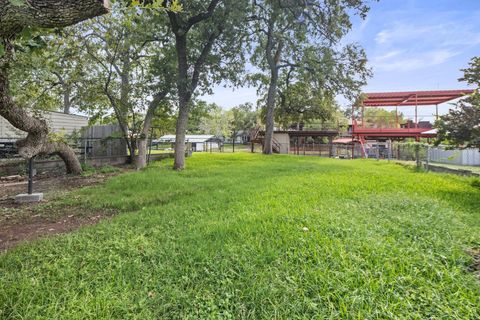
[
  {"xmin": 135, "ymin": 92, "xmax": 167, "ymax": 170},
  {"xmin": 0, "ymin": 0, "xmax": 109, "ymax": 174}
]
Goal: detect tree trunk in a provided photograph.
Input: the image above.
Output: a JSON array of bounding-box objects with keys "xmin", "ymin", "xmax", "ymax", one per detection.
[
  {"xmin": 263, "ymin": 29, "xmax": 283, "ymax": 155},
  {"xmin": 135, "ymin": 92, "xmax": 167, "ymax": 170},
  {"xmin": 0, "ymin": 0, "xmax": 110, "ymax": 38},
  {"xmin": 264, "ymin": 66, "xmax": 278, "ymax": 155},
  {"xmin": 135, "ymin": 109, "xmax": 155, "ymax": 170},
  {"xmin": 126, "ymin": 134, "xmax": 137, "ymax": 164},
  {"xmin": 63, "ymin": 84, "xmax": 72, "ymax": 114},
  {"xmin": 173, "ymin": 34, "xmax": 190, "ymax": 170}
]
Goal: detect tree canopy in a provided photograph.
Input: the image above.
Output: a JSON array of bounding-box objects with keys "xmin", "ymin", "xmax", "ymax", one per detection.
[{"xmin": 436, "ymin": 57, "xmax": 480, "ymax": 149}]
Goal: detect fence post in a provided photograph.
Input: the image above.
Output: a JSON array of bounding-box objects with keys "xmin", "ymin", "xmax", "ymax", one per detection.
[
  {"xmin": 415, "ymin": 144, "xmax": 421, "ymax": 168},
  {"xmin": 387, "ymin": 139, "xmax": 392, "ymax": 161},
  {"xmin": 426, "ymin": 145, "xmax": 430, "ymax": 171}
]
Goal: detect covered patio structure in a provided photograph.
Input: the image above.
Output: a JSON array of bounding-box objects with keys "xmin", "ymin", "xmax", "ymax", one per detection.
[{"xmin": 351, "ymin": 89, "xmax": 474, "ymax": 157}]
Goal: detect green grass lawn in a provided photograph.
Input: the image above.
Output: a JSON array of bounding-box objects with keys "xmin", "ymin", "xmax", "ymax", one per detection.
[{"xmin": 1, "ymin": 153, "xmax": 480, "ymax": 319}]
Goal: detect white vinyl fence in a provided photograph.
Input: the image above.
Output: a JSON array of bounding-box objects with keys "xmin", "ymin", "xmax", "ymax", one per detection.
[{"xmin": 428, "ymin": 147, "xmax": 480, "ymax": 166}]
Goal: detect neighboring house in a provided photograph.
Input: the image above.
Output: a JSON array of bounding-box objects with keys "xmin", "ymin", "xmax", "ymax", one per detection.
[
  {"xmin": 0, "ymin": 111, "xmax": 89, "ymax": 154},
  {"xmin": 224, "ymin": 130, "xmax": 251, "ymax": 144},
  {"xmin": 157, "ymin": 135, "xmax": 223, "ymax": 152}
]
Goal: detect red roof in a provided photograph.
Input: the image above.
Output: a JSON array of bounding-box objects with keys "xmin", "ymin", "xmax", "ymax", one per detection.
[{"xmin": 362, "ymin": 89, "xmax": 474, "ymax": 107}]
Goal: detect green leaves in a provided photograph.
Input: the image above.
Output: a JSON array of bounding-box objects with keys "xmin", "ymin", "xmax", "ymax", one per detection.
[
  {"xmin": 436, "ymin": 57, "xmax": 480, "ymax": 149},
  {"xmin": 9, "ymin": 0, "xmax": 26, "ymax": 7},
  {"xmin": 130, "ymin": 0, "xmax": 183, "ymax": 13}
]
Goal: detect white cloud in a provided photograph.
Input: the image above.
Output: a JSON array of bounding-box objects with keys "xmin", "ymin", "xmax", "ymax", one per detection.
[
  {"xmin": 375, "ymin": 50, "xmax": 404, "ymax": 61},
  {"xmin": 374, "ymin": 30, "xmax": 391, "ymax": 44},
  {"xmin": 373, "ymin": 49, "xmax": 459, "ymax": 72},
  {"xmin": 370, "ymin": 13, "xmax": 480, "ymax": 73}
]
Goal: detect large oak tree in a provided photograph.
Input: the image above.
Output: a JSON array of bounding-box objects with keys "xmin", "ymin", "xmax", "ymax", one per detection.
[
  {"xmin": 250, "ymin": 0, "xmax": 372, "ymax": 154},
  {"xmin": 139, "ymin": 0, "xmax": 249, "ymax": 170}
]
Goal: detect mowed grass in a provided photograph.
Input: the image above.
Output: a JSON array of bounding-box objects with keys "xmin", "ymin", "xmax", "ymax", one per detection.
[{"xmin": 1, "ymin": 153, "xmax": 480, "ymax": 319}]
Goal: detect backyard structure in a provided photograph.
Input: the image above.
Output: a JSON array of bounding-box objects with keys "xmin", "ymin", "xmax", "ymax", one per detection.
[
  {"xmin": 350, "ymin": 90, "xmax": 475, "ymax": 158},
  {"xmin": 251, "ymin": 127, "xmax": 339, "ymax": 155},
  {"xmin": 157, "ymin": 135, "xmax": 223, "ymax": 152},
  {"xmin": 352, "ymin": 90, "xmax": 474, "ymax": 141}
]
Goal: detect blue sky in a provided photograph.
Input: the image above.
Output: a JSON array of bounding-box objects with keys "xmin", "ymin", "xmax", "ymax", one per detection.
[{"xmin": 202, "ymin": 0, "xmax": 480, "ymax": 119}]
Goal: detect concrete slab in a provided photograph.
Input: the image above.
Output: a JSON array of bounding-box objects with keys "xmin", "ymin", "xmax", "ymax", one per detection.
[{"xmin": 14, "ymin": 193, "xmax": 44, "ymax": 204}]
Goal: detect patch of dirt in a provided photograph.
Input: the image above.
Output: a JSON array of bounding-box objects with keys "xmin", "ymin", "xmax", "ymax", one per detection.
[
  {"xmin": 0, "ymin": 169, "xmax": 128, "ymax": 200},
  {"xmin": 0, "ymin": 168, "xmax": 128, "ymax": 253},
  {"xmin": 0, "ymin": 206, "xmax": 116, "ymax": 252}
]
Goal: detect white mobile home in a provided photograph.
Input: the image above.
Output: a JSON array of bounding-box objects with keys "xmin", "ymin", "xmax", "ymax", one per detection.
[{"xmin": 157, "ymin": 135, "xmax": 222, "ymax": 152}]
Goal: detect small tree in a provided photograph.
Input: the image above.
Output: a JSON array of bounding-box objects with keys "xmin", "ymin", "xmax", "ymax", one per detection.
[
  {"xmin": 79, "ymin": 5, "xmax": 176, "ymax": 167},
  {"xmin": 436, "ymin": 57, "xmax": 480, "ymax": 149},
  {"xmin": 230, "ymin": 103, "xmax": 258, "ymax": 138},
  {"xmin": 198, "ymin": 103, "xmax": 232, "ymax": 138}
]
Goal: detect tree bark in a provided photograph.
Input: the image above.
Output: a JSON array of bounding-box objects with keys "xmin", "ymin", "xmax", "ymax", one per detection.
[
  {"xmin": 135, "ymin": 91, "xmax": 168, "ymax": 170},
  {"xmin": 63, "ymin": 84, "xmax": 72, "ymax": 114},
  {"xmin": 263, "ymin": 33, "xmax": 283, "ymax": 155},
  {"xmin": 0, "ymin": 0, "xmax": 110, "ymax": 38},
  {"xmin": 173, "ymin": 33, "xmax": 190, "ymax": 170},
  {"xmin": 135, "ymin": 124, "xmax": 151, "ymax": 170},
  {"xmin": 264, "ymin": 66, "xmax": 278, "ymax": 155}
]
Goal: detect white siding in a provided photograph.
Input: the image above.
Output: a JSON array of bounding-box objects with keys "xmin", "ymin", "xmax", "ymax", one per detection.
[
  {"xmin": 429, "ymin": 147, "xmax": 480, "ymax": 166},
  {"xmin": 0, "ymin": 111, "xmax": 88, "ymax": 141},
  {"xmin": 46, "ymin": 112, "xmax": 89, "ymax": 134},
  {"xmin": 273, "ymin": 133, "xmax": 290, "ymax": 154}
]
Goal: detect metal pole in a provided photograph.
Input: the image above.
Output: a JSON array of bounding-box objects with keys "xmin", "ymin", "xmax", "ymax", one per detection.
[
  {"xmin": 84, "ymin": 138, "xmax": 87, "ymax": 164},
  {"xmin": 415, "ymin": 94, "xmax": 418, "ymax": 128},
  {"xmin": 27, "ymin": 157, "xmax": 34, "ymax": 195},
  {"xmin": 232, "ymin": 130, "xmax": 235, "ymax": 153}
]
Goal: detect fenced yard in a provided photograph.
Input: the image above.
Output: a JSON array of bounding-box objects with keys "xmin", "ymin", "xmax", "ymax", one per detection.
[{"xmin": 1, "ymin": 153, "xmax": 480, "ymax": 318}]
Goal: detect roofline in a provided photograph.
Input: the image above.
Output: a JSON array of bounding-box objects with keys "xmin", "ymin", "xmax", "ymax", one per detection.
[
  {"xmin": 363, "ymin": 89, "xmax": 474, "ymax": 96},
  {"xmin": 359, "ymin": 89, "xmax": 475, "ymax": 107},
  {"xmin": 46, "ymin": 110, "xmax": 89, "ymax": 119}
]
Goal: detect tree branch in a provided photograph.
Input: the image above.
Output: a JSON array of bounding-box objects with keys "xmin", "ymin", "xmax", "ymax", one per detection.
[{"xmin": 0, "ymin": 0, "xmax": 110, "ymax": 38}]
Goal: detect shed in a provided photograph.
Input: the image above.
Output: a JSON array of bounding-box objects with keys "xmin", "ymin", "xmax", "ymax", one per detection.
[{"xmin": 157, "ymin": 135, "xmax": 222, "ymax": 152}]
